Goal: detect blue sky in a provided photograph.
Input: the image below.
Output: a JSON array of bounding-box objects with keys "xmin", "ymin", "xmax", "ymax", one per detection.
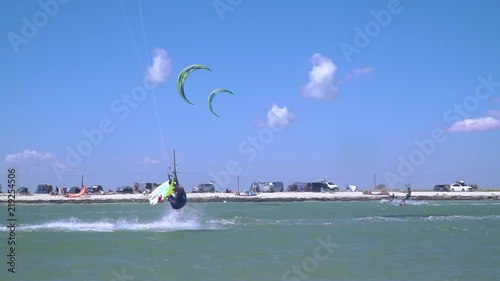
[{"xmin": 1, "ymin": 0, "xmax": 500, "ymax": 192}]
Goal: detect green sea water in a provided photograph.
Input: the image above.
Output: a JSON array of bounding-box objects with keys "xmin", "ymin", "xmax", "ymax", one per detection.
[{"xmin": 1, "ymin": 200, "xmax": 499, "ymax": 281}]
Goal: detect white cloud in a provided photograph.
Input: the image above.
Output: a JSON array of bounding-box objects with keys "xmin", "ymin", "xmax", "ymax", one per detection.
[
  {"xmin": 267, "ymin": 103, "xmax": 294, "ymax": 128},
  {"xmin": 447, "ymin": 117, "xmax": 500, "ymax": 133},
  {"xmin": 340, "ymin": 67, "xmax": 373, "ymax": 83},
  {"xmin": 301, "ymin": 53, "xmax": 338, "ymax": 100},
  {"xmin": 140, "ymin": 157, "xmax": 160, "ymax": 165},
  {"xmin": 2, "ymin": 150, "xmax": 64, "ymax": 181},
  {"xmin": 354, "ymin": 67, "xmax": 372, "ymax": 76},
  {"xmin": 4, "ymin": 150, "xmax": 55, "ymax": 163},
  {"xmin": 145, "ymin": 48, "xmax": 172, "ymax": 87}
]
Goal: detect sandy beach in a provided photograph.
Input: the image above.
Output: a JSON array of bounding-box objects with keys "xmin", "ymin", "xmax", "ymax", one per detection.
[{"xmin": 1, "ymin": 191, "xmax": 500, "ymax": 204}]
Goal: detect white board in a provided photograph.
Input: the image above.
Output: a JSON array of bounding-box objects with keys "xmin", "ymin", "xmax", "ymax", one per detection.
[{"xmin": 148, "ymin": 180, "xmax": 173, "ymax": 205}]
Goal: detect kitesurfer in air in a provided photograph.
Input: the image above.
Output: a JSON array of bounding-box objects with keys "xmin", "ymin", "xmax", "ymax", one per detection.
[
  {"xmin": 156, "ymin": 174, "xmax": 187, "ymax": 210},
  {"xmin": 399, "ymin": 187, "xmax": 411, "ymax": 206},
  {"xmin": 167, "ymin": 177, "xmax": 187, "ymax": 210}
]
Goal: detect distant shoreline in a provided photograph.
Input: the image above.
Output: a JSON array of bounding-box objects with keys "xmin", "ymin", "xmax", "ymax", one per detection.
[{"xmin": 1, "ymin": 191, "xmax": 500, "ymax": 204}]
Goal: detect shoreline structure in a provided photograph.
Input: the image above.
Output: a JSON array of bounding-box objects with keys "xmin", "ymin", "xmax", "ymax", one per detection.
[{"xmin": 1, "ymin": 191, "xmax": 500, "ymax": 204}]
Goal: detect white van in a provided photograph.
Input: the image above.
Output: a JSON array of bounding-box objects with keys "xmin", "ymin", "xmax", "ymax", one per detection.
[{"xmin": 261, "ymin": 182, "xmax": 284, "ymax": 192}]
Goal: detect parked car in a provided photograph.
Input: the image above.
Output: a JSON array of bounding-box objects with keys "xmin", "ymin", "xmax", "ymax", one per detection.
[
  {"xmin": 116, "ymin": 186, "xmax": 134, "ymax": 194},
  {"xmin": 305, "ymin": 182, "xmax": 328, "ymax": 192},
  {"xmin": 287, "ymin": 182, "xmax": 306, "ymax": 192},
  {"xmin": 192, "ymin": 183, "xmax": 216, "ymax": 193},
  {"xmin": 16, "ymin": 187, "xmax": 29, "ymax": 195},
  {"xmin": 67, "ymin": 186, "xmax": 81, "ymax": 194},
  {"xmin": 144, "ymin": 182, "xmax": 159, "ymax": 192},
  {"xmin": 35, "ymin": 184, "xmax": 53, "ymax": 194},
  {"xmin": 261, "ymin": 182, "xmax": 284, "ymax": 192},
  {"xmin": 316, "ymin": 180, "xmax": 339, "ymax": 191},
  {"xmin": 449, "ymin": 181, "xmax": 473, "ymax": 192},
  {"xmin": 87, "ymin": 185, "xmax": 104, "ymax": 194},
  {"xmin": 433, "ymin": 184, "xmax": 450, "ymax": 191}
]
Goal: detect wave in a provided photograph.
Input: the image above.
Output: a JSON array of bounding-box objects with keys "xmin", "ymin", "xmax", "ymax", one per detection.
[
  {"xmin": 430, "ymin": 202, "xmax": 500, "ymax": 206},
  {"xmin": 355, "ymin": 214, "xmax": 500, "ymax": 222},
  {"xmin": 426, "ymin": 215, "xmax": 500, "ymax": 221},
  {"xmin": 0, "ymin": 208, "xmax": 221, "ymax": 233},
  {"xmin": 0, "ymin": 212, "xmax": 338, "ymax": 233}
]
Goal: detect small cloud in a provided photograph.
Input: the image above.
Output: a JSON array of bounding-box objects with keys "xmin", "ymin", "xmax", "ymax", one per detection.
[
  {"xmin": 447, "ymin": 117, "xmax": 500, "ymax": 133},
  {"xmin": 3, "ymin": 150, "xmax": 65, "ymax": 178},
  {"xmin": 140, "ymin": 157, "xmax": 160, "ymax": 165},
  {"xmin": 340, "ymin": 67, "xmax": 372, "ymax": 83},
  {"xmin": 4, "ymin": 150, "xmax": 55, "ymax": 163},
  {"xmin": 301, "ymin": 53, "xmax": 338, "ymax": 100},
  {"xmin": 354, "ymin": 67, "xmax": 372, "ymax": 76},
  {"xmin": 145, "ymin": 48, "xmax": 172, "ymax": 87},
  {"xmin": 267, "ymin": 103, "xmax": 294, "ymax": 128}
]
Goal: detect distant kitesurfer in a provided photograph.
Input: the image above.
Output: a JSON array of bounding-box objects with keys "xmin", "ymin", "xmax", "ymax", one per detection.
[
  {"xmin": 384, "ymin": 193, "xmax": 396, "ymax": 203},
  {"xmin": 399, "ymin": 187, "xmax": 411, "ymax": 206}
]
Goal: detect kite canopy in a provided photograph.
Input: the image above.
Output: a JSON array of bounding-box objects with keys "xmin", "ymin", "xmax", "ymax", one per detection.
[
  {"xmin": 175, "ymin": 64, "xmax": 236, "ymax": 117},
  {"xmin": 208, "ymin": 88, "xmax": 234, "ymax": 118},
  {"xmin": 176, "ymin": 64, "xmax": 211, "ymax": 105}
]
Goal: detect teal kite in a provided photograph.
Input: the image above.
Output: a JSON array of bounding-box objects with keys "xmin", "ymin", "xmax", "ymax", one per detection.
[
  {"xmin": 176, "ymin": 64, "xmax": 211, "ymax": 105},
  {"xmin": 208, "ymin": 88, "xmax": 234, "ymax": 118}
]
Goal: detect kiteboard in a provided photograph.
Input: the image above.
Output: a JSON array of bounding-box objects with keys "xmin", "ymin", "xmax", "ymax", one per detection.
[
  {"xmin": 381, "ymin": 199, "xmax": 404, "ymax": 205},
  {"xmin": 148, "ymin": 180, "xmax": 174, "ymax": 205}
]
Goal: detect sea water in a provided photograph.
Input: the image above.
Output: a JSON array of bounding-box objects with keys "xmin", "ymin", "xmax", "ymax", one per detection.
[{"xmin": 1, "ymin": 201, "xmax": 499, "ymax": 281}]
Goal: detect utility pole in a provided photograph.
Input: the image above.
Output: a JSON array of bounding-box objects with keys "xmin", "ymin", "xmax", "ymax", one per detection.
[
  {"xmin": 237, "ymin": 175, "xmax": 240, "ymax": 193},
  {"xmin": 373, "ymin": 173, "xmax": 376, "ymax": 189},
  {"xmin": 81, "ymin": 175, "xmax": 84, "ymax": 188}
]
